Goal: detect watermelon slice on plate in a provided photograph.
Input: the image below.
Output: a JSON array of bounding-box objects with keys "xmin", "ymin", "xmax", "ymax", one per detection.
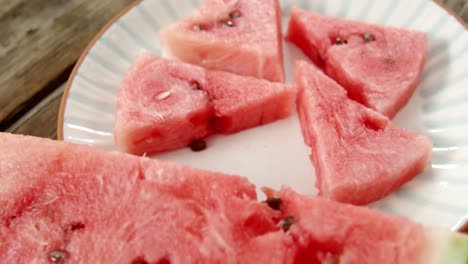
[
  {"xmin": 286, "ymin": 8, "xmax": 427, "ymax": 118},
  {"xmin": 294, "ymin": 61, "xmax": 432, "ymax": 205},
  {"xmin": 160, "ymin": 0, "xmax": 285, "ymax": 82},
  {"xmin": 264, "ymin": 186, "xmax": 468, "ymax": 264},
  {"xmin": 114, "ymin": 51, "xmax": 296, "ymax": 156},
  {"xmin": 0, "ymin": 132, "xmax": 292, "ymax": 263},
  {"xmin": 1, "ymin": 132, "xmax": 467, "ymax": 263}
]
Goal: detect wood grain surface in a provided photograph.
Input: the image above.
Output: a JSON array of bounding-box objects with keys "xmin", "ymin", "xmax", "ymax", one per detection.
[
  {"xmin": 6, "ymin": 84, "xmax": 64, "ymax": 139},
  {"xmin": 443, "ymin": 0, "xmax": 468, "ymax": 22},
  {"xmin": 0, "ymin": 0, "xmax": 134, "ymax": 131},
  {"xmin": 0, "ymin": 0, "xmax": 467, "ymax": 140}
]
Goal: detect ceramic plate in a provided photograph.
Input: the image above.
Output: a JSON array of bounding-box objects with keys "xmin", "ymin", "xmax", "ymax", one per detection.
[{"xmin": 58, "ymin": 0, "xmax": 468, "ymax": 229}]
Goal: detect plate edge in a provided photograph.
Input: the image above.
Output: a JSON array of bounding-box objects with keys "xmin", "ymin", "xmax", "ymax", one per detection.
[
  {"xmin": 433, "ymin": 0, "xmax": 468, "ymax": 29},
  {"xmin": 56, "ymin": 0, "xmax": 142, "ymax": 141}
]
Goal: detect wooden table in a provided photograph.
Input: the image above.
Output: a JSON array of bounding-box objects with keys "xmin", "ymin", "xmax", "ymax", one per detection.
[{"xmin": 1, "ymin": 0, "xmax": 467, "ymax": 140}]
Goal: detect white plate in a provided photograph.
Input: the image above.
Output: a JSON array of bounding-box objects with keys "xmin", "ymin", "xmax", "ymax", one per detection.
[{"xmin": 58, "ymin": 0, "xmax": 468, "ymax": 229}]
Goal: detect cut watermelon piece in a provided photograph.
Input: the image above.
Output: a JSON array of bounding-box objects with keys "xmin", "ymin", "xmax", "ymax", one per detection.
[
  {"xmin": 1, "ymin": 133, "xmax": 466, "ymax": 263},
  {"xmin": 114, "ymin": 51, "xmax": 295, "ymax": 155},
  {"xmin": 160, "ymin": 0, "xmax": 285, "ymax": 82},
  {"xmin": 286, "ymin": 8, "xmax": 427, "ymax": 118},
  {"xmin": 0, "ymin": 132, "xmax": 292, "ymax": 263},
  {"xmin": 264, "ymin": 186, "xmax": 468, "ymax": 264},
  {"xmin": 294, "ymin": 61, "xmax": 432, "ymax": 205}
]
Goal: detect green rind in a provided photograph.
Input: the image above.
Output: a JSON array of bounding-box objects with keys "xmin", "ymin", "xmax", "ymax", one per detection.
[{"xmin": 440, "ymin": 233, "xmax": 468, "ymax": 263}]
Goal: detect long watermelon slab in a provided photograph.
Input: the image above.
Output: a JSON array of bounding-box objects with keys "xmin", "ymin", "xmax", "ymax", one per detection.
[
  {"xmin": 1, "ymin": 133, "xmax": 466, "ymax": 264},
  {"xmin": 287, "ymin": 8, "xmax": 427, "ymax": 118},
  {"xmin": 114, "ymin": 51, "xmax": 296, "ymax": 155},
  {"xmin": 294, "ymin": 61, "xmax": 432, "ymax": 205},
  {"xmin": 160, "ymin": 0, "xmax": 285, "ymax": 82},
  {"xmin": 0, "ymin": 132, "xmax": 290, "ymax": 264}
]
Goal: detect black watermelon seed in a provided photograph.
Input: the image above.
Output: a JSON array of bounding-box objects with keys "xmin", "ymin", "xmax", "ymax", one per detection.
[
  {"xmin": 334, "ymin": 38, "xmax": 347, "ymax": 45},
  {"xmin": 192, "ymin": 24, "xmax": 204, "ymax": 31},
  {"xmin": 70, "ymin": 222, "xmax": 85, "ymax": 231},
  {"xmin": 229, "ymin": 11, "xmax": 241, "ymax": 19},
  {"xmin": 49, "ymin": 250, "xmax": 68, "ymax": 263},
  {"xmin": 189, "ymin": 139, "xmax": 207, "ymax": 152},
  {"xmin": 279, "ymin": 216, "xmax": 295, "ymax": 232},
  {"xmin": 190, "ymin": 80, "xmax": 200, "ymax": 90},
  {"xmin": 222, "ymin": 20, "xmax": 235, "ymax": 27},
  {"xmin": 263, "ymin": 197, "xmax": 283, "ymax": 210},
  {"xmin": 363, "ymin": 33, "xmax": 375, "ymax": 42}
]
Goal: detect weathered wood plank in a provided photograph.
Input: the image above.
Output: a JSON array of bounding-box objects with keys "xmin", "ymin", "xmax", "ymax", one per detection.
[
  {"xmin": 6, "ymin": 84, "xmax": 65, "ymax": 139},
  {"xmin": 442, "ymin": 0, "xmax": 468, "ymax": 23},
  {"xmin": 0, "ymin": 0, "xmax": 135, "ymax": 130},
  {"xmin": 0, "ymin": 1, "xmax": 18, "ymax": 18}
]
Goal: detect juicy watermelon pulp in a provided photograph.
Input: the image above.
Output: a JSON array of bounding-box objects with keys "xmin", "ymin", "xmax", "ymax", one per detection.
[
  {"xmin": 294, "ymin": 61, "xmax": 432, "ymax": 205},
  {"xmin": 1, "ymin": 133, "xmax": 467, "ymax": 263},
  {"xmin": 0, "ymin": 133, "xmax": 289, "ymax": 263},
  {"xmin": 160, "ymin": 0, "xmax": 285, "ymax": 82},
  {"xmin": 286, "ymin": 8, "xmax": 427, "ymax": 118},
  {"xmin": 265, "ymin": 186, "xmax": 468, "ymax": 264},
  {"xmin": 265, "ymin": 186, "xmax": 429, "ymax": 264},
  {"xmin": 114, "ymin": 51, "xmax": 296, "ymax": 155}
]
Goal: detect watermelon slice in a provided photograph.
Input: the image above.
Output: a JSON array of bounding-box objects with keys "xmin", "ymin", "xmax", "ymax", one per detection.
[
  {"xmin": 286, "ymin": 8, "xmax": 427, "ymax": 118},
  {"xmin": 264, "ymin": 186, "xmax": 468, "ymax": 264},
  {"xmin": 160, "ymin": 0, "xmax": 285, "ymax": 82},
  {"xmin": 114, "ymin": 51, "xmax": 295, "ymax": 155},
  {"xmin": 294, "ymin": 61, "xmax": 432, "ymax": 205},
  {"xmin": 1, "ymin": 133, "xmax": 466, "ymax": 263},
  {"xmin": 0, "ymin": 132, "xmax": 292, "ymax": 263}
]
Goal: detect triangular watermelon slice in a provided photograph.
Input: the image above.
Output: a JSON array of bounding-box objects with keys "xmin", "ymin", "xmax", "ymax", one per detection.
[
  {"xmin": 0, "ymin": 132, "xmax": 293, "ymax": 263},
  {"xmin": 114, "ymin": 51, "xmax": 295, "ymax": 155},
  {"xmin": 264, "ymin": 186, "xmax": 468, "ymax": 264},
  {"xmin": 160, "ymin": 0, "xmax": 285, "ymax": 82},
  {"xmin": 294, "ymin": 61, "xmax": 432, "ymax": 205},
  {"xmin": 287, "ymin": 8, "xmax": 427, "ymax": 118}
]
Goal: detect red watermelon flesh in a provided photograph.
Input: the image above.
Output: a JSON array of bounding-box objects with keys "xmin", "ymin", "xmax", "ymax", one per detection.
[
  {"xmin": 265, "ymin": 186, "xmax": 429, "ymax": 264},
  {"xmin": 114, "ymin": 51, "xmax": 213, "ymax": 155},
  {"xmin": 286, "ymin": 8, "xmax": 427, "ymax": 118},
  {"xmin": 3, "ymin": 133, "xmax": 468, "ymax": 263},
  {"xmin": 114, "ymin": 51, "xmax": 295, "ymax": 155},
  {"xmin": 0, "ymin": 132, "xmax": 294, "ymax": 264},
  {"xmin": 294, "ymin": 61, "xmax": 432, "ymax": 205},
  {"xmin": 203, "ymin": 70, "xmax": 295, "ymax": 133},
  {"xmin": 160, "ymin": 0, "xmax": 284, "ymax": 82}
]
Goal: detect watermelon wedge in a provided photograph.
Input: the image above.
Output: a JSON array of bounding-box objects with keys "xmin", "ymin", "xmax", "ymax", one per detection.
[
  {"xmin": 0, "ymin": 132, "xmax": 291, "ymax": 263},
  {"xmin": 294, "ymin": 61, "xmax": 432, "ymax": 205},
  {"xmin": 263, "ymin": 186, "xmax": 468, "ymax": 264},
  {"xmin": 160, "ymin": 0, "xmax": 285, "ymax": 82},
  {"xmin": 114, "ymin": 51, "xmax": 296, "ymax": 155},
  {"xmin": 286, "ymin": 8, "xmax": 427, "ymax": 118}
]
